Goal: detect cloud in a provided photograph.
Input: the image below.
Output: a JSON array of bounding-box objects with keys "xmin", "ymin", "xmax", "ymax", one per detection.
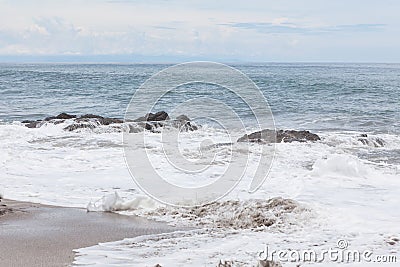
[{"xmin": 225, "ymin": 22, "xmax": 386, "ymax": 35}]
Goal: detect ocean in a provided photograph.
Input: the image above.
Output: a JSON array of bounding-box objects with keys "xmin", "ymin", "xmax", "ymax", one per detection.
[
  {"xmin": 1, "ymin": 63, "xmax": 399, "ymax": 133},
  {"xmin": 0, "ymin": 63, "xmax": 399, "ymax": 266}
]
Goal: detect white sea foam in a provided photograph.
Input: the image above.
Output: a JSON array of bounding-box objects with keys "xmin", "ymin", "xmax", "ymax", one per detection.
[{"xmin": 1, "ymin": 122, "xmax": 399, "ymax": 266}]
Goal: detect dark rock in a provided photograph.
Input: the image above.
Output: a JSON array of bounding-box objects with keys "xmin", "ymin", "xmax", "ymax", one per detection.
[
  {"xmin": 25, "ymin": 121, "xmax": 43, "ymax": 128},
  {"xmin": 135, "ymin": 111, "xmax": 169, "ymax": 122},
  {"xmin": 99, "ymin": 118, "xmax": 123, "ymax": 125},
  {"xmin": 80, "ymin": 114, "xmax": 104, "ymax": 119},
  {"xmin": 257, "ymin": 260, "xmax": 282, "ymax": 267},
  {"xmin": 128, "ymin": 124, "xmax": 143, "ymax": 133},
  {"xmin": 77, "ymin": 114, "xmax": 123, "ymax": 125},
  {"xmin": 174, "ymin": 114, "xmax": 198, "ymax": 131},
  {"xmin": 238, "ymin": 129, "xmax": 320, "ymax": 143},
  {"xmin": 277, "ymin": 130, "xmax": 320, "ymax": 143},
  {"xmin": 358, "ymin": 136, "xmax": 385, "ymax": 147},
  {"xmin": 238, "ymin": 129, "xmax": 276, "ymax": 143},
  {"xmin": 63, "ymin": 123, "xmax": 96, "ymax": 131},
  {"xmin": 45, "ymin": 113, "xmax": 76, "ymax": 121},
  {"xmin": 23, "ymin": 113, "xmax": 124, "ymax": 130},
  {"xmin": 176, "ymin": 114, "xmax": 191, "ymax": 122}
]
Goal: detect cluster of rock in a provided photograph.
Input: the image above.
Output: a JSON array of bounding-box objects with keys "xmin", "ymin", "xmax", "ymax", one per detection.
[
  {"xmin": 131, "ymin": 111, "xmax": 198, "ymax": 132},
  {"xmin": 358, "ymin": 133, "xmax": 385, "ymax": 147},
  {"xmin": 21, "ymin": 111, "xmax": 197, "ymax": 132},
  {"xmin": 237, "ymin": 129, "xmax": 321, "ymax": 143}
]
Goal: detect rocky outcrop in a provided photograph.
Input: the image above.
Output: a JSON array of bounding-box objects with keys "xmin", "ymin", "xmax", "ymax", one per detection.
[
  {"xmin": 21, "ymin": 111, "xmax": 198, "ymax": 133},
  {"xmin": 358, "ymin": 134, "xmax": 384, "ymax": 147},
  {"xmin": 237, "ymin": 129, "xmax": 321, "ymax": 143},
  {"xmin": 134, "ymin": 111, "xmax": 170, "ymax": 122},
  {"xmin": 173, "ymin": 114, "xmax": 198, "ymax": 131},
  {"xmin": 63, "ymin": 123, "xmax": 97, "ymax": 132},
  {"xmin": 22, "ymin": 120, "xmax": 43, "ymax": 128},
  {"xmin": 45, "ymin": 113, "xmax": 76, "ymax": 121},
  {"xmin": 77, "ymin": 114, "xmax": 124, "ymax": 125}
]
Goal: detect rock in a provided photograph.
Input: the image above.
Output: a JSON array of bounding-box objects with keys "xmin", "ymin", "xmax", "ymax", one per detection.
[
  {"xmin": 135, "ymin": 111, "xmax": 169, "ymax": 122},
  {"xmin": 174, "ymin": 114, "xmax": 198, "ymax": 131},
  {"xmin": 218, "ymin": 260, "xmax": 234, "ymax": 267},
  {"xmin": 176, "ymin": 114, "xmax": 191, "ymax": 122},
  {"xmin": 63, "ymin": 123, "xmax": 96, "ymax": 131},
  {"xmin": 25, "ymin": 120, "xmax": 43, "ymax": 128},
  {"xmin": 128, "ymin": 124, "xmax": 143, "ymax": 133},
  {"xmin": 277, "ymin": 130, "xmax": 320, "ymax": 143},
  {"xmin": 358, "ymin": 134, "xmax": 385, "ymax": 147},
  {"xmin": 21, "ymin": 111, "xmax": 197, "ymax": 133},
  {"xmin": 257, "ymin": 260, "xmax": 282, "ymax": 267},
  {"xmin": 78, "ymin": 114, "xmax": 123, "ymax": 125},
  {"xmin": 79, "ymin": 114, "xmax": 104, "ymax": 119},
  {"xmin": 237, "ymin": 129, "xmax": 320, "ymax": 143},
  {"xmin": 45, "ymin": 113, "xmax": 76, "ymax": 121},
  {"xmin": 99, "ymin": 118, "xmax": 124, "ymax": 125},
  {"xmin": 237, "ymin": 129, "xmax": 276, "ymax": 143}
]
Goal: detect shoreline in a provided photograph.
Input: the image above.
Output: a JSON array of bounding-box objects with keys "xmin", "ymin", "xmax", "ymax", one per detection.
[{"xmin": 0, "ymin": 199, "xmax": 179, "ymax": 267}]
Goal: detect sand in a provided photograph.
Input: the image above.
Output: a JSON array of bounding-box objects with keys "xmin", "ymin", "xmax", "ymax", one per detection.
[{"xmin": 0, "ymin": 199, "xmax": 178, "ymax": 267}]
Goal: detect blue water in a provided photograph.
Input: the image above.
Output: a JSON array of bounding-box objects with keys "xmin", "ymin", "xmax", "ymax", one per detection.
[{"xmin": 0, "ymin": 63, "xmax": 399, "ymax": 134}]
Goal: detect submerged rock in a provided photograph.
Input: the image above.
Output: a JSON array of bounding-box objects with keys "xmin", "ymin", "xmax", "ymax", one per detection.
[
  {"xmin": 237, "ymin": 129, "xmax": 321, "ymax": 143},
  {"xmin": 23, "ymin": 120, "xmax": 43, "ymax": 128},
  {"xmin": 63, "ymin": 123, "xmax": 97, "ymax": 131},
  {"xmin": 358, "ymin": 134, "xmax": 385, "ymax": 147},
  {"xmin": 257, "ymin": 260, "xmax": 282, "ymax": 267}
]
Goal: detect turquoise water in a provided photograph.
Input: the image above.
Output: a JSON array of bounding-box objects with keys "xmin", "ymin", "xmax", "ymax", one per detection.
[{"xmin": 0, "ymin": 63, "xmax": 398, "ymax": 134}]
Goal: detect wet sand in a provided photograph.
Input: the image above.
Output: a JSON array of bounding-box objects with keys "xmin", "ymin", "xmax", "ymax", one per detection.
[{"xmin": 0, "ymin": 199, "xmax": 177, "ymax": 267}]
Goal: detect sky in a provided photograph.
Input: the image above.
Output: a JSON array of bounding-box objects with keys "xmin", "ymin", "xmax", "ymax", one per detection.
[{"xmin": 0, "ymin": 0, "xmax": 399, "ymax": 62}]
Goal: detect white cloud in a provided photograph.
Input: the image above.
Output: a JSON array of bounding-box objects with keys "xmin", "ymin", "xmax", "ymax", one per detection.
[{"xmin": 0, "ymin": 0, "xmax": 399, "ymax": 61}]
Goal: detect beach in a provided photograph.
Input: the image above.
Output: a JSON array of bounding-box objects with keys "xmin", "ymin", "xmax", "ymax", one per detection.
[{"xmin": 0, "ymin": 199, "xmax": 178, "ymax": 267}]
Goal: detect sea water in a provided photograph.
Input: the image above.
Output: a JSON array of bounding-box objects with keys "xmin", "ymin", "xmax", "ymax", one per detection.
[{"xmin": 0, "ymin": 63, "xmax": 399, "ymax": 266}]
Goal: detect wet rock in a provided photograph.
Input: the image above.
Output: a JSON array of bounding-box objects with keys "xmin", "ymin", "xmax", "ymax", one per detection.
[
  {"xmin": 63, "ymin": 123, "xmax": 96, "ymax": 131},
  {"xmin": 358, "ymin": 134, "xmax": 384, "ymax": 147},
  {"xmin": 45, "ymin": 113, "xmax": 76, "ymax": 121},
  {"xmin": 257, "ymin": 260, "xmax": 282, "ymax": 267},
  {"xmin": 218, "ymin": 260, "xmax": 235, "ymax": 267},
  {"xmin": 79, "ymin": 114, "xmax": 104, "ymax": 119},
  {"xmin": 78, "ymin": 114, "xmax": 123, "ymax": 125},
  {"xmin": 21, "ymin": 111, "xmax": 197, "ymax": 133},
  {"xmin": 25, "ymin": 121, "xmax": 43, "ymax": 128},
  {"xmin": 135, "ymin": 111, "xmax": 169, "ymax": 122},
  {"xmin": 174, "ymin": 114, "xmax": 198, "ymax": 131},
  {"xmin": 128, "ymin": 124, "xmax": 143, "ymax": 133},
  {"xmin": 237, "ymin": 129, "xmax": 320, "ymax": 143}
]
